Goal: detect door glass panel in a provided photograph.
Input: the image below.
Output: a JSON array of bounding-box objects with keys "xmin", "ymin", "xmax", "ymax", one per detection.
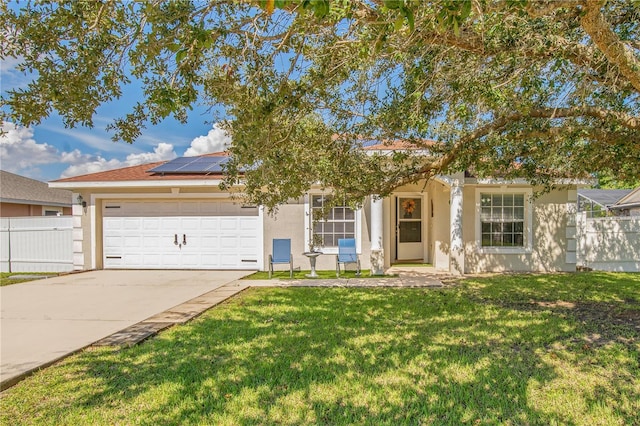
[
  {"xmin": 400, "ymin": 198, "xmax": 421, "ymax": 219},
  {"xmin": 399, "ymin": 222, "xmax": 422, "ymax": 243}
]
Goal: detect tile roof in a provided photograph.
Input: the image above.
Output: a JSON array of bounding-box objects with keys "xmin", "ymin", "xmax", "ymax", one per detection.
[
  {"xmin": 52, "ymin": 141, "xmax": 434, "ymax": 185},
  {"xmin": 1, "ymin": 170, "xmax": 72, "ymax": 206},
  {"xmin": 52, "ymin": 152, "xmax": 228, "ymax": 183}
]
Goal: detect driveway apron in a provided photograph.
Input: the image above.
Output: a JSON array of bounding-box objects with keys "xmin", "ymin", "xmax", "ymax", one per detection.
[{"xmin": 0, "ymin": 270, "xmax": 249, "ymax": 388}]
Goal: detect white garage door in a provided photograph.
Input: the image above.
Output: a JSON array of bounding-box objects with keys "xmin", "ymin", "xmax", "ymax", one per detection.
[{"xmin": 102, "ymin": 201, "xmax": 261, "ymax": 270}]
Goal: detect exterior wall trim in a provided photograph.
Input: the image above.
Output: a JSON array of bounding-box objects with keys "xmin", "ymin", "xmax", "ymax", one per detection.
[
  {"xmin": 303, "ymin": 193, "xmax": 362, "ymax": 255},
  {"xmin": 473, "ymin": 186, "xmax": 534, "ymax": 255},
  {"xmin": 50, "ymin": 180, "xmax": 224, "ymax": 189},
  {"xmin": 87, "ymin": 192, "xmax": 263, "ymax": 271}
]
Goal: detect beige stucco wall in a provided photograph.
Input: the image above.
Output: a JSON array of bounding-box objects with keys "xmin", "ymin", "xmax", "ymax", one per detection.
[
  {"xmin": 429, "ymin": 181, "xmax": 452, "ymax": 271},
  {"xmin": 70, "ymin": 181, "xmax": 576, "ymax": 274},
  {"xmin": 263, "ymin": 196, "xmax": 372, "ymax": 273},
  {"xmin": 73, "ymin": 185, "xmax": 373, "ymax": 272},
  {"xmin": 462, "ymin": 185, "xmax": 575, "ymax": 273}
]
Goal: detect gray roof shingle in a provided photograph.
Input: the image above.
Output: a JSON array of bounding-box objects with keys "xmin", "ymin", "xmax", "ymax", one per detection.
[
  {"xmin": 613, "ymin": 187, "xmax": 640, "ymax": 208},
  {"xmin": 577, "ymin": 188, "xmax": 633, "ymax": 207},
  {"xmin": 0, "ymin": 170, "xmax": 72, "ymax": 207}
]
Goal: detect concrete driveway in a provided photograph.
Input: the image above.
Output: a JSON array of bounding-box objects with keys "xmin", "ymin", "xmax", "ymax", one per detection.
[{"xmin": 0, "ymin": 270, "xmax": 249, "ymax": 388}]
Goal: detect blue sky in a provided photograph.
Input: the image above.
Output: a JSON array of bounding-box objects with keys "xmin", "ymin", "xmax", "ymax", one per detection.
[{"xmin": 1, "ymin": 55, "xmax": 231, "ymax": 183}]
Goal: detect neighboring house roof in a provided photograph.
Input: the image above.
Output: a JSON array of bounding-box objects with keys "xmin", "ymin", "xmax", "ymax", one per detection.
[
  {"xmin": 611, "ymin": 187, "xmax": 640, "ymax": 210},
  {"xmin": 52, "ymin": 152, "xmax": 228, "ymax": 184},
  {"xmin": 0, "ymin": 170, "xmax": 72, "ymax": 207},
  {"xmin": 577, "ymin": 188, "xmax": 633, "ymax": 208}
]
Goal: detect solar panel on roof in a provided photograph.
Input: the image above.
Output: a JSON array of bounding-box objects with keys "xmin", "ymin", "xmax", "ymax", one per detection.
[
  {"xmin": 147, "ymin": 156, "xmax": 230, "ymax": 174},
  {"xmin": 176, "ymin": 157, "xmax": 228, "ymax": 173},
  {"xmin": 148, "ymin": 157, "xmax": 195, "ymax": 173},
  {"xmin": 204, "ymin": 157, "xmax": 230, "ymax": 172}
]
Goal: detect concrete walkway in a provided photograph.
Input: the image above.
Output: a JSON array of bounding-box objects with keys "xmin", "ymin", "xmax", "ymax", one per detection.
[{"xmin": 1, "ymin": 268, "xmax": 453, "ymax": 391}]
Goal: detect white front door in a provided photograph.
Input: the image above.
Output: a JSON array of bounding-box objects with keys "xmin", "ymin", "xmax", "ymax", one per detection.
[
  {"xmin": 102, "ymin": 201, "xmax": 261, "ymax": 270},
  {"xmin": 397, "ymin": 197, "xmax": 423, "ymax": 260}
]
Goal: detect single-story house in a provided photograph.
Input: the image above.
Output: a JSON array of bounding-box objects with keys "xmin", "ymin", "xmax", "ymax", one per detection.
[
  {"xmin": 1, "ymin": 170, "xmax": 72, "ymax": 217},
  {"xmin": 609, "ymin": 187, "xmax": 640, "ymax": 216},
  {"xmin": 50, "ymin": 146, "xmax": 584, "ymax": 275},
  {"xmin": 577, "ymin": 188, "xmax": 635, "ymax": 218}
]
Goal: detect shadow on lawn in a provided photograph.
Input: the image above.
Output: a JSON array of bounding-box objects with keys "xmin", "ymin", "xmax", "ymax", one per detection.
[
  {"xmin": 466, "ymin": 272, "xmax": 640, "ymax": 346},
  {"xmin": 22, "ymin": 277, "xmax": 640, "ymax": 424}
]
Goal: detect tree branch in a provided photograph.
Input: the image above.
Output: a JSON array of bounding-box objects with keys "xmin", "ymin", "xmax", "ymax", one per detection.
[
  {"xmin": 424, "ymin": 106, "xmax": 639, "ymax": 175},
  {"xmin": 580, "ymin": 0, "xmax": 640, "ymax": 93}
]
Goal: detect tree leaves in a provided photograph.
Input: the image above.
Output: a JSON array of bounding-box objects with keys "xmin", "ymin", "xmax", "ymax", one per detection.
[
  {"xmin": 2, "ymin": 1, "xmax": 639, "ymax": 206},
  {"xmin": 436, "ymin": 0, "xmax": 472, "ymax": 36}
]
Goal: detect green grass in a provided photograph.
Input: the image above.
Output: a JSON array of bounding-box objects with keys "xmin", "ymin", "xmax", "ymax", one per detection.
[
  {"xmin": 243, "ymin": 269, "xmax": 397, "ymax": 280},
  {"xmin": 0, "ymin": 272, "xmax": 57, "ymax": 286},
  {"xmin": 1, "ymin": 272, "xmax": 639, "ymax": 425}
]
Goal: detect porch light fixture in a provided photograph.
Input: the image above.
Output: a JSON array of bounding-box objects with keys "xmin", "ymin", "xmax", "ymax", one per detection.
[{"xmin": 77, "ymin": 195, "xmax": 87, "ymax": 208}]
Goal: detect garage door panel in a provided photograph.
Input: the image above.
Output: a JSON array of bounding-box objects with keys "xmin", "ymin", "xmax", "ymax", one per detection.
[
  {"xmin": 199, "ymin": 254, "xmax": 220, "ymax": 268},
  {"xmin": 161, "ymin": 218, "xmax": 180, "ymax": 229},
  {"xmin": 200, "ymin": 218, "xmax": 219, "ymax": 230},
  {"xmin": 103, "ymin": 202, "xmax": 261, "ymax": 270},
  {"xmin": 142, "ymin": 236, "xmax": 163, "ymax": 248},
  {"xmin": 103, "ymin": 217, "xmax": 123, "ymax": 230},
  {"xmin": 219, "ymin": 254, "xmax": 240, "ymax": 267},
  {"xmin": 239, "ymin": 217, "xmax": 258, "ymax": 229},
  {"xmin": 142, "ymin": 254, "xmax": 162, "ymax": 267},
  {"xmin": 143, "ymin": 218, "xmax": 161, "ymax": 230},
  {"xmin": 181, "ymin": 221, "xmax": 201, "ymax": 233},
  {"xmin": 219, "ymin": 218, "xmax": 240, "ymax": 230},
  {"xmin": 123, "ymin": 218, "xmax": 141, "ymax": 230},
  {"xmin": 160, "ymin": 253, "xmax": 181, "ymax": 267},
  {"xmin": 104, "ymin": 256, "xmax": 123, "ymax": 267},
  {"xmin": 124, "ymin": 236, "xmax": 142, "ymax": 248},
  {"xmin": 239, "ymin": 235, "xmax": 259, "ymax": 249},
  {"xmin": 219, "ymin": 235, "xmax": 239, "ymax": 249},
  {"xmin": 103, "ymin": 235, "xmax": 122, "ymax": 247},
  {"xmin": 180, "ymin": 255, "xmax": 198, "ymax": 267},
  {"xmin": 123, "ymin": 253, "xmax": 142, "ymax": 266}
]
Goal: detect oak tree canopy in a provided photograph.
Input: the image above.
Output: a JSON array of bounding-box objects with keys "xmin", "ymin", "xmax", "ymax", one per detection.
[{"xmin": 2, "ymin": 0, "xmax": 639, "ymax": 208}]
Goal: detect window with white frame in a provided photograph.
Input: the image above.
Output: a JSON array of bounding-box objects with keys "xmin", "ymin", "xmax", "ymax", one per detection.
[
  {"xmin": 480, "ymin": 193, "xmax": 526, "ymax": 247},
  {"xmin": 310, "ymin": 195, "xmax": 356, "ymax": 248}
]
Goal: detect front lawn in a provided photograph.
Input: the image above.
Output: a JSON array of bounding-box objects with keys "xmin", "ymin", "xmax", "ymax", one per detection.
[
  {"xmin": 0, "ymin": 272, "xmax": 57, "ymax": 286},
  {"xmin": 1, "ymin": 272, "xmax": 639, "ymax": 425}
]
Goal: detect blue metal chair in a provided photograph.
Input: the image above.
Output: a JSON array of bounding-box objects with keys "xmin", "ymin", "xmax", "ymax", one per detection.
[
  {"xmin": 269, "ymin": 238, "xmax": 293, "ymax": 278},
  {"xmin": 336, "ymin": 238, "xmax": 361, "ymax": 277}
]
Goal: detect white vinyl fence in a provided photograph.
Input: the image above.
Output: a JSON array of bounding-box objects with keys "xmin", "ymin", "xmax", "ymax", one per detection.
[
  {"xmin": 0, "ymin": 216, "xmax": 74, "ymax": 273},
  {"xmin": 576, "ymin": 213, "xmax": 640, "ymax": 272}
]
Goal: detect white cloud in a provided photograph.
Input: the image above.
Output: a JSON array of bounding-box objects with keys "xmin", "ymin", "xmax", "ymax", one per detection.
[
  {"xmin": 0, "ymin": 122, "xmax": 60, "ymax": 171},
  {"xmin": 59, "ymin": 143, "xmax": 177, "ymax": 178},
  {"xmin": 1, "ymin": 122, "xmax": 177, "ymax": 179},
  {"xmin": 183, "ymin": 124, "xmax": 231, "ymax": 156},
  {"xmin": 42, "ymin": 125, "xmax": 135, "ymax": 153}
]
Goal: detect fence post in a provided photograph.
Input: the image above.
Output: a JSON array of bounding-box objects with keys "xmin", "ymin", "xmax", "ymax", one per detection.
[
  {"xmin": 576, "ymin": 211, "xmax": 586, "ymax": 269},
  {"xmin": 7, "ymin": 217, "xmax": 11, "ymax": 273}
]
